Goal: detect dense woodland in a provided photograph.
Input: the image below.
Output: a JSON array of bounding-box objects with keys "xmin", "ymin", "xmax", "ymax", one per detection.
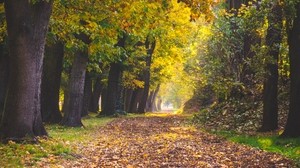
[{"xmin": 0, "ymin": 0, "xmax": 300, "ymax": 146}]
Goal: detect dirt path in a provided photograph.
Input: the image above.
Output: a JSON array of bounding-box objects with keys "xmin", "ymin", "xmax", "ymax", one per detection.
[{"xmin": 39, "ymin": 114, "xmax": 294, "ymax": 167}]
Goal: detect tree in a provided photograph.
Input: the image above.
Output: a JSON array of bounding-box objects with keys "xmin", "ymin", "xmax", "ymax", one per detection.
[
  {"xmin": 89, "ymin": 75, "xmax": 103, "ymax": 113},
  {"xmin": 0, "ymin": 7, "xmax": 6, "ymax": 121},
  {"xmin": 0, "ymin": 0, "xmax": 53, "ymax": 141},
  {"xmin": 259, "ymin": 1, "xmax": 283, "ymax": 132},
  {"xmin": 101, "ymin": 34, "xmax": 127, "ymax": 116},
  {"xmin": 61, "ymin": 47, "xmax": 88, "ymax": 127},
  {"xmin": 101, "ymin": 62, "xmax": 123, "ymax": 116},
  {"xmin": 281, "ymin": 3, "xmax": 300, "ymax": 138},
  {"xmin": 81, "ymin": 73, "xmax": 92, "ymax": 117},
  {"xmin": 146, "ymin": 84, "xmax": 160, "ymax": 112},
  {"xmin": 0, "ymin": 41, "xmax": 8, "ymax": 121},
  {"xmin": 137, "ymin": 37, "xmax": 156, "ymax": 113},
  {"xmin": 41, "ymin": 41, "xmax": 64, "ymax": 123}
]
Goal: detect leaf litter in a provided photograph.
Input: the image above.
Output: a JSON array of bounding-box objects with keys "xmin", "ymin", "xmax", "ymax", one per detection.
[{"xmin": 36, "ymin": 114, "xmax": 295, "ymax": 167}]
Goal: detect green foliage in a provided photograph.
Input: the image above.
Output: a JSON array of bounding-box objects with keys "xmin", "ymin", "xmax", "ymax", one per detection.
[{"xmin": 196, "ymin": 3, "xmax": 267, "ymax": 100}]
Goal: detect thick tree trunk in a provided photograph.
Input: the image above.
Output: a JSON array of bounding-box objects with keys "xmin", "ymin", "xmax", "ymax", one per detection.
[
  {"xmin": 89, "ymin": 76, "xmax": 103, "ymax": 113},
  {"xmin": 281, "ymin": 4, "xmax": 300, "ymax": 138},
  {"xmin": 101, "ymin": 63, "xmax": 122, "ymax": 116},
  {"xmin": 61, "ymin": 49, "xmax": 88, "ymax": 127},
  {"xmin": 137, "ymin": 39, "xmax": 156, "ymax": 113},
  {"xmin": 0, "ymin": 0, "xmax": 53, "ymax": 141},
  {"xmin": 81, "ymin": 73, "xmax": 92, "ymax": 117},
  {"xmin": 41, "ymin": 42, "xmax": 64, "ymax": 123},
  {"xmin": 259, "ymin": 2, "xmax": 283, "ymax": 132},
  {"xmin": 0, "ymin": 42, "xmax": 8, "ymax": 121}
]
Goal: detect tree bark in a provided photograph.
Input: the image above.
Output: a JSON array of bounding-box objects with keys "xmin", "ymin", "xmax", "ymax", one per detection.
[
  {"xmin": 61, "ymin": 49, "xmax": 88, "ymax": 127},
  {"xmin": 137, "ymin": 39, "xmax": 156, "ymax": 113},
  {"xmin": 145, "ymin": 91, "xmax": 154, "ymax": 112},
  {"xmin": 151, "ymin": 84, "xmax": 160, "ymax": 112},
  {"xmin": 227, "ymin": 0, "xmax": 242, "ymax": 10},
  {"xmin": 100, "ymin": 87, "xmax": 107, "ymax": 113},
  {"xmin": 128, "ymin": 88, "xmax": 143, "ymax": 113},
  {"xmin": 281, "ymin": 3, "xmax": 300, "ymax": 138},
  {"xmin": 41, "ymin": 42, "xmax": 64, "ymax": 124},
  {"xmin": 0, "ymin": 0, "xmax": 53, "ymax": 141},
  {"xmin": 89, "ymin": 76, "xmax": 103, "ymax": 113},
  {"xmin": 124, "ymin": 89, "xmax": 133, "ymax": 112},
  {"xmin": 81, "ymin": 73, "xmax": 92, "ymax": 117},
  {"xmin": 100, "ymin": 34, "xmax": 126, "ymax": 116},
  {"xmin": 259, "ymin": 2, "xmax": 283, "ymax": 132},
  {"xmin": 0, "ymin": 42, "xmax": 8, "ymax": 121},
  {"xmin": 62, "ymin": 76, "xmax": 70, "ymax": 114},
  {"xmin": 101, "ymin": 63, "xmax": 122, "ymax": 116},
  {"xmin": 157, "ymin": 98, "xmax": 162, "ymax": 111}
]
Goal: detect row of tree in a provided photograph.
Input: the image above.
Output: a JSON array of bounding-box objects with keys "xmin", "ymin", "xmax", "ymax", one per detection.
[{"xmin": 0, "ymin": 0, "xmax": 214, "ymax": 141}]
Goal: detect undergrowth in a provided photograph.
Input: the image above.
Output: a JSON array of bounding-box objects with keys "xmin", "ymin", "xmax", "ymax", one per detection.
[{"xmin": 190, "ymin": 96, "xmax": 299, "ymax": 165}]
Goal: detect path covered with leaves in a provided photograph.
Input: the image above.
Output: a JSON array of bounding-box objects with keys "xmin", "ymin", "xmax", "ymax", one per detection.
[{"xmin": 37, "ymin": 114, "xmax": 294, "ymax": 167}]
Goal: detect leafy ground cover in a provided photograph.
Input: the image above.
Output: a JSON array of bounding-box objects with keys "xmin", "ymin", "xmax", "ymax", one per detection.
[
  {"xmin": 0, "ymin": 113, "xmax": 296, "ymax": 167},
  {"xmin": 35, "ymin": 113, "xmax": 294, "ymax": 167}
]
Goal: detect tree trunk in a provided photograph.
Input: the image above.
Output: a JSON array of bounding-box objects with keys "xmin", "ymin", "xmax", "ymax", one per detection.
[
  {"xmin": 138, "ymin": 39, "xmax": 156, "ymax": 113},
  {"xmin": 0, "ymin": 0, "xmax": 53, "ymax": 141},
  {"xmin": 151, "ymin": 84, "xmax": 160, "ymax": 112},
  {"xmin": 227, "ymin": 0, "xmax": 242, "ymax": 10},
  {"xmin": 100, "ymin": 87, "xmax": 107, "ymax": 113},
  {"xmin": 128, "ymin": 88, "xmax": 143, "ymax": 113},
  {"xmin": 124, "ymin": 89, "xmax": 133, "ymax": 112},
  {"xmin": 89, "ymin": 76, "xmax": 103, "ymax": 113},
  {"xmin": 41, "ymin": 42, "xmax": 64, "ymax": 124},
  {"xmin": 62, "ymin": 76, "xmax": 70, "ymax": 114},
  {"xmin": 116, "ymin": 84, "xmax": 125, "ymax": 113},
  {"xmin": 0, "ymin": 42, "xmax": 8, "ymax": 121},
  {"xmin": 81, "ymin": 73, "xmax": 92, "ymax": 117},
  {"xmin": 259, "ymin": 2, "xmax": 283, "ymax": 132},
  {"xmin": 101, "ymin": 63, "xmax": 122, "ymax": 116},
  {"xmin": 281, "ymin": 4, "xmax": 300, "ymax": 138},
  {"xmin": 100, "ymin": 34, "xmax": 126, "ymax": 116},
  {"xmin": 157, "ymin": 98, "xmax": 162, "ymax": 111},
  {"xmin": 145, "ymin": 91, "xmax": 154, "ymax": 112},
  {"xmin": 61, "ymin": 49, "xmax": 88, "ymax": 127}
]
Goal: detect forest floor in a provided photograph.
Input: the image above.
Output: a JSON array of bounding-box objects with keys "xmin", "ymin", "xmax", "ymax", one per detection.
[{"xmin": 35, "ymin": 112, "xmax": 295, "ymax": 168}]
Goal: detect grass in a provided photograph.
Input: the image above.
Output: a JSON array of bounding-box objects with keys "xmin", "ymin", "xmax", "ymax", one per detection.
[
  {"xmin": 0, "ymin": 114, "xmax": 115, "ymax": 167},
  {"xmin": 211, "ymin": 130, "xmax": 300, "ymax": 165}
]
